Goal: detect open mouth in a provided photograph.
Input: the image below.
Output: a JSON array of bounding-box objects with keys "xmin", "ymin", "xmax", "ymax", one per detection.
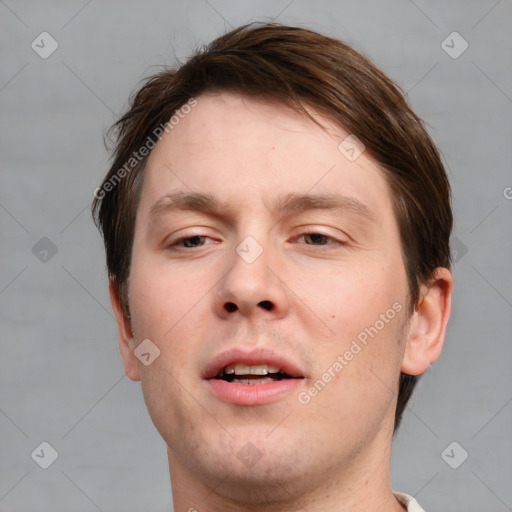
[
  {"xmin": 205, "ymin": 354, "xmax": 306, "ymax": 405},
  {"xmin": 214, "ymin": 363, "xmax": 295, "ymax": 385}
]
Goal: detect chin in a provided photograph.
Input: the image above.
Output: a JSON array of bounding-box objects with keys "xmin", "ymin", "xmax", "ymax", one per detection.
[
  {"xmin": 202, "ymin": 461, "xmax": 310, "ymax": 505},
  {"xmin": 176, "ymin": 437, "xmax": 322, "ymax": 504}
]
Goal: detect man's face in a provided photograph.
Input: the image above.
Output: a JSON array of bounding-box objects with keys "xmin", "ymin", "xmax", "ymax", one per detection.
[{"xmin": 121, "ymin": 92, "xmax": 412, "ymax": 495}]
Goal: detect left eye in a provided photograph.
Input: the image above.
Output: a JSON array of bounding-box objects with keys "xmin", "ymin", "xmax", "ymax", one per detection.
[
  {"xmin": 297, "ymin": 233, "xmax": 337, "ymax": 246},
  {"xmin": 171, "ymin": 235, "xmax": 214, "ymax": 248}
]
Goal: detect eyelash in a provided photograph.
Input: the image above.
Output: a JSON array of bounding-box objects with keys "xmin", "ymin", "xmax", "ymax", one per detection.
[
  {"xmin": 167, "ymin": 231, "xmax": 344, "ymax": 250},
  {"xmin": 294, "ymin": 231, "xmax": 342, "ymax": 247},
  {"xmin": 168, "ymin": 235, "xmax": 217, "ymax": 249}
]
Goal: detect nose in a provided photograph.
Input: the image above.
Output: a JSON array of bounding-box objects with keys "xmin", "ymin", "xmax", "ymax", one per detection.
[{"xmin": 213, "ymin": 239, "xmax": 290, "ymax": 320}]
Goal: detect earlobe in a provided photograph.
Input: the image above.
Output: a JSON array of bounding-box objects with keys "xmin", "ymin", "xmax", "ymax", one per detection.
[
  {"xmin": 401, "ymin": 268, "xmax": 453, "ymax": 376},
  {"xmin": 109, "ymin": 278, "xmax": 141, "ymax": 382}
]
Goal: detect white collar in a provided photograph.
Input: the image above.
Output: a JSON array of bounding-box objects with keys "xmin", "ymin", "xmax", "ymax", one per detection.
[{"xmin": 394, "ymin": 492, "xmax": 426, "ymax": 512}]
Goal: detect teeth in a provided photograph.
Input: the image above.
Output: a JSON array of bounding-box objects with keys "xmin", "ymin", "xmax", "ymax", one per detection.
[
  {"xmin": 224, "ymin": 363, "xmax": 281, "ymax": 376},
  {"xmin": 231, "ymin": 377, "xmax": 276, "ymax": 385}
]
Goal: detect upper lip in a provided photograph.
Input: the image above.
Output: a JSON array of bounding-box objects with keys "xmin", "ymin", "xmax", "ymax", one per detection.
[{"xmin": 202, "ymin": 347, "xmax": 306, "ymax": 379}]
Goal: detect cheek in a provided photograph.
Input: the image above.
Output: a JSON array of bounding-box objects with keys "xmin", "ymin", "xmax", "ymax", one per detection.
[
  {"xmin": 301, "ymin": 305, "xmax": 407, "ymax": 436},
  {"xmin": 126, "ymin": 264, "xmax": 191, "ymax": 399},
  {"xmin": 295, "ymin": 256, "xmax": 408, "ymax": 404},
  {"xmin": 127, "ymin": 260, "xmax": 210, "ymax": 438},
  {"xmin": 295, "ymin": 260, "xmax": 403, "ymax": 339},
  {"xmin": 128, "ymin": 254, "xmax": 206, "ymax": 336}
]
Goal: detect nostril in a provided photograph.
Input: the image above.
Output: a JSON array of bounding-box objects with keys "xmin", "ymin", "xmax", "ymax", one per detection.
[
  {"xmin": 258, "ymin": 300, "xmax": 273, "ymax": 311},
  {"xmin": 224, "ymin": 302, "xmax": 238, "ymax": 312}
]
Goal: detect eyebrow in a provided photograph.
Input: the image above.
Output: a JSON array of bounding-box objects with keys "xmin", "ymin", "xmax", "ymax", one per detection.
[{"xmin": 149, "ymin": 191, "xmax": 376, "ymax": 223}]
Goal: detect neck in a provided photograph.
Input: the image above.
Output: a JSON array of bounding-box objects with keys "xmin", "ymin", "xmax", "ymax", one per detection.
[{"xmin": 167, "ymin": 426, "xmax": 405, "ymax": 512}]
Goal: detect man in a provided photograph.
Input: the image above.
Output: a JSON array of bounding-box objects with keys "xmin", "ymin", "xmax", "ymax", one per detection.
[{"xmin": 93, "ymin": 23, "xmax": 453, "ymax": 511}]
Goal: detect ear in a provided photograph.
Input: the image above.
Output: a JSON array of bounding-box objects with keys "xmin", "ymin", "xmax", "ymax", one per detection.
[
  {"xmin": 109, "ymin": 278, "xmax": 141, "ymax": 381},
  {"xmin": 401, "ymin": 267, "xmax": 453, "ymax": 376}
]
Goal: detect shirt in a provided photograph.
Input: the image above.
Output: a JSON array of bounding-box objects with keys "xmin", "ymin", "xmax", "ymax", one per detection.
[{"xmin": 394, "ymin": 492, "xmax": 426, "ymax": 512}]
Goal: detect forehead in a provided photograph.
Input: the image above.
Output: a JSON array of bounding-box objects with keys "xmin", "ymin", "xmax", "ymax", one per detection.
[{"xmin": 139, "ymin": 92, "xmax": 393, "ymax": 219}]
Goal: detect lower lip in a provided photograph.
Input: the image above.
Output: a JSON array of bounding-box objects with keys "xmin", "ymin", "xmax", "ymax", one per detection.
[{"xmin": 206, "ymin": 378, "xmax": 304, "ymax": 405}]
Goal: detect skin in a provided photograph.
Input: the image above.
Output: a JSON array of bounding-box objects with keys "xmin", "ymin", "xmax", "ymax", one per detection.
[{"xmin": 110, "ymin": 92, "xmax": 453, "ymax": 512}]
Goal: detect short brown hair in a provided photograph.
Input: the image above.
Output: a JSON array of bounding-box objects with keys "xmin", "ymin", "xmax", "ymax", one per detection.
[{"xmin": 92, "ymin": 22, "xmax": 452, "ymax": 431}]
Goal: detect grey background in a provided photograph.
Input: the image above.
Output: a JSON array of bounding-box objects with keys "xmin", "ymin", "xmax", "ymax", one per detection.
[{"xmin": 1, "ymin": 0, "xmax": 511, "ymax": 511}]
